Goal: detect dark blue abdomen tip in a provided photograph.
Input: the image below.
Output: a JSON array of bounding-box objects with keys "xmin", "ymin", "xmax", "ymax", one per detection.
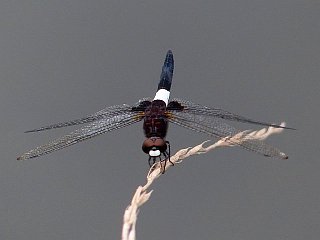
[
  {"xmin": 158, "ymin": 50, "xmax": 174, "ymax": 91},
  {"xmin": 164, "ymin": 50, "xmax": 174, "ymax": 72}
]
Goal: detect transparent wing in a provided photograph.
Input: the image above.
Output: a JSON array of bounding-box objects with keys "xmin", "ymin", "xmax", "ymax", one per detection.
[
  {"xmin": 168, "ymin": 110, "xmax": 288, "ymax": 159},
  {"xmin": 17, "ymin": 111, "xmax": 144, "ymax": 160},
  {"xmin": 171, "ymin": 98, "xmax": 294, "ymax": 130},
  {"xmin": 25, "ymin": 103, "xmax": 143, "ymax": 133}
]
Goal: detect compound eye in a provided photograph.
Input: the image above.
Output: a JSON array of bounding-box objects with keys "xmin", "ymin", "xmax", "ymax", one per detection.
[{"xmin": 149, "ymin": 149, "xmax": 161, "ymax": 157}]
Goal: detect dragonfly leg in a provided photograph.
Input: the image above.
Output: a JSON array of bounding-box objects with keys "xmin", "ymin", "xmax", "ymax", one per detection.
[
  {"xmin": 160, "ymin": 154, "xmax": 167, "ymax": 174},
  {"xmin": 160, "ymin": 156, "xmax": 169, "ymax": 174},
  {"xmin": 148, "ymin": 156, "xmax": 154, "ymax": 167},
  {"xmin": 166, "ymin": 141, "xmax": 174, "ymax": 166}
]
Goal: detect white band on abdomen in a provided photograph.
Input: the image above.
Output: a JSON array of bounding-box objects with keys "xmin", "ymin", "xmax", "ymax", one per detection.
[{"xmin": 153, "ymin": 89, "xmax": 170, "ymax": 106}]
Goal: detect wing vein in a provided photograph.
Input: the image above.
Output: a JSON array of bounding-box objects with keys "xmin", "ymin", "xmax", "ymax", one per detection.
[
  {"xmin": 169, "ymin": 111, "xmax": 287, "ymax": 159},
  {"xmin": 18, "ymin": 112, "xmax": 142, "ymax": 160}
]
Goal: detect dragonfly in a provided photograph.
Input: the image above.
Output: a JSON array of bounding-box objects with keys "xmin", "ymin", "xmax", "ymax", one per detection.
[{"xmin": 17, "ymin": 50, "xmax": 293, "ymax": 169}]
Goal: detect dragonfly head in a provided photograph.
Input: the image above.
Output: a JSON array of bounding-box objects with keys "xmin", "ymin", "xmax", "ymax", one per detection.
[{"xmin": 142, "ymin": 137, "xmax": 167, "ymax": 157}]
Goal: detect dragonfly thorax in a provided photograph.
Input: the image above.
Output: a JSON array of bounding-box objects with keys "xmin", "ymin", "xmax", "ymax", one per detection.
[{"xmin": 143, "ymin": 100, "xmax": 168, "ymax": 138}]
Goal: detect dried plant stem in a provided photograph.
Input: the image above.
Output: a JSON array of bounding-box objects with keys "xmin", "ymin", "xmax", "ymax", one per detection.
[{"xmin": 121, "ymin": 123, "xmax": 287, "ymax": 240}]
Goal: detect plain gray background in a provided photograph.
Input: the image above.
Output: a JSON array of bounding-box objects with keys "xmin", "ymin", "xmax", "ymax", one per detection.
[{"xmin": 1, "ymin": 1, "xmax": 319, "ymax": 239}]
